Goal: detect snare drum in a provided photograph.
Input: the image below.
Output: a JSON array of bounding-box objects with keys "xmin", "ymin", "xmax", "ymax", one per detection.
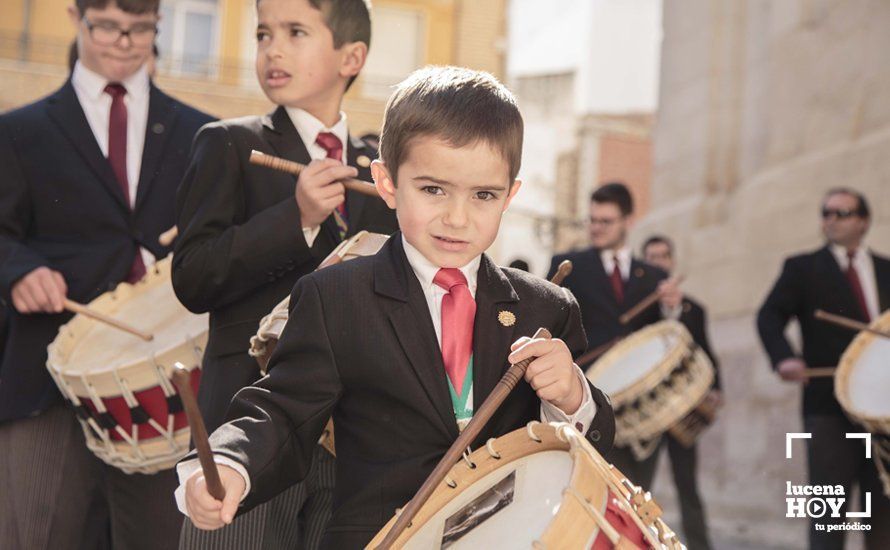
[
  {"xmin": 249, "ymin": 231, "xmax": 390, "ymax": 456},
  {"xmin": 835, "ymin": 309, "xmax": 890, "ymax": 497},
  {"xmin": 46, "ymin": 257, "xmax": 208, "ymax": 474},
  {"xmin": 586, "ymin": 320, "xmax": 714, "ymax": 459},
  {"xmin": 369, "ymin": 422, "xmax": 683, "ymax": 549}
]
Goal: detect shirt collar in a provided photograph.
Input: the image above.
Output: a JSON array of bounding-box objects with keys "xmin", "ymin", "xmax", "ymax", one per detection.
[
  {"xmin": 830, "ymin": 243, "xmax": 867, "ymax": 266},
  {"xmin": 72, "ymin": 60, "xmax": 150, "ymax": 102},
  {"xmin": 402, "ymin": 235, "xmax": 481, "ymax": 295},
  {"xmin": 600, "ymin": 246, "xmax": 632, "ymax": 267},
  {"xmin": 285, "ymin": 107, "xmax": 349, "ymax": 153}
]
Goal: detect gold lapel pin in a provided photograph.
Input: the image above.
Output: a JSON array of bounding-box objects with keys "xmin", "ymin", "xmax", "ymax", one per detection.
[
  {"xmin": 498, "ymin": 310, "xmax": 516, "ymax": 327},
  {"xmin": 634, "ymin": 267, "xmax": 644, "ymax": 278},
  {"xmin": 356, "ymin": 155, "xmax": 372, "ymax": 168}
]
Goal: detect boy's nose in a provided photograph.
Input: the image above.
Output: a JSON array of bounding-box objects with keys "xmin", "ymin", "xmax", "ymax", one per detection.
[{"xmin": 443, "ymin": 201, "xmax": 469, "ymax": 228}]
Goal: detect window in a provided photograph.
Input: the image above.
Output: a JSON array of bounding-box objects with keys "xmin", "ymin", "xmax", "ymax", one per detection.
[{"xmin": 158, "ymin": 0, "xmax": 220, "ymax": 78}]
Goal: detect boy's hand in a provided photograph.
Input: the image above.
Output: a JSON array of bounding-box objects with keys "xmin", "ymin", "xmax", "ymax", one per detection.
[
  {"xmin": 294, "ymin": 158, "xmax": 358, "ymax": 229},
  {"xmin": 11, "ymin": 266, "xmax": 67, "ymax": 314},
  {"xmin": 509, "ymin": 336, "xmax": 584, "ymax": 415},
  {"xmin": 184, "ymin": 464, "xmax": 246, "ymax": 530}
]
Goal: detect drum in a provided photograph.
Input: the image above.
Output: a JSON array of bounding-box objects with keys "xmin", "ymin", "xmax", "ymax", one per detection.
[
  {"xmin": 46, "ymin": 257, "xmax": 208, "ymax": 474},
  {"xmin": 835, "ymin": 309, "xmax": 890, "ymax": 497},
  {"xmin": 249, "ymin": 231, "xmax": 390, "ymax": 456},
  {"xmin": 585, "ymin": 320, "xmax": 714, "ymax": 460},
  {"xmin": 369, "ymin": 422, "xmax": 683, "ymax": 549}
]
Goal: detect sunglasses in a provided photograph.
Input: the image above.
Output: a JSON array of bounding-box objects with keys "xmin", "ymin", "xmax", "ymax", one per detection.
[{"xmin": 821, "ymin": 208, "xmax": 861, "ymax": 220}]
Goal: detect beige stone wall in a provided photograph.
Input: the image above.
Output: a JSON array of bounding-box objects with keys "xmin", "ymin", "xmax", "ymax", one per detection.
[{"xmin": 641, "ymin": 1, "xmax": 890, "ymax": 546}]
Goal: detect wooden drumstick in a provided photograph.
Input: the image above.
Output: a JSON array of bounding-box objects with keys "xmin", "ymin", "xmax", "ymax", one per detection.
[
  {"xmin": 171, "ymin": 363, "xmax": 226, "ymax": 501},
  {"xmin": 814, "ymin": 309, "xmax": 890, "ymax": 339},
  {"xmin": 376, "ymin": 328, "xmax": 552, "ymax": 549},
  {"xmin": 549, "ymin": 259, "xmax": 573, "ymax": 286},
  {"xmin": 619, "ymin": 275, "xmax": 685, "ymax": 326},
  {"xmin": 575, "ymin": 336, "xmax": 621, "ymax": 369},
  {"xmin": 63, "ymin": 299, "xmax": 153, "ymax": 341},
  {"xmin": 248, "ymin": 150, "xmax": 380, "ymax": 199},
  {"xmin": 803, "ymin": 367, "xmax": 836, "ymax": 378},
  {"xmin": 159, "ymin": 226, "xmax": 178, "ymax": 247}
]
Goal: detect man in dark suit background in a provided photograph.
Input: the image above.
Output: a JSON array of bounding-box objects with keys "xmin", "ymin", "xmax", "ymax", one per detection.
[
  {"xmin": 0, "ymin": 0, "xmax": 212, "ymax": 547},
  {"xmin": 757, "ymin": 187, "xmax": 890, "ymax": 549},
  {"xmin": 547, "ymin": 182, "xmax": 682, "ymax": 490},
  {"xmin": 643, "ymin": 234, "xmax": 721, "ymax": 550}
]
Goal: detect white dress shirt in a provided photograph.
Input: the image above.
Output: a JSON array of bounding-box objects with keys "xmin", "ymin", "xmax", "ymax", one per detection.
[
  {"xmin": 830, "ymin": 244, "xmax": 880, "ymax": 320},
  {"xmin": 71, "ymin": 61, "xmax": 154, "ymax": 267},
  {"xmin": 284, "ymin": 107, "xmax": 349, "ymax": 247},
  {"xmin": 600, "ymin": 246, "xmax": 680, "ymax": 319}
]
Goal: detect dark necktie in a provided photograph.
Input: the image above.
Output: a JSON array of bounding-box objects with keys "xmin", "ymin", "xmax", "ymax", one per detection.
[
  {"xmin": 104, "ymin": 83, "xmax": 146, "ymax": 283},
  {"xmin": 315, "ymin": 132, "xmax": 348, "ymax": 238},
  {"xmin": 610, "ymin": 254, "xmax": 624, "ymax": 304},
  {"xmin": 845, "ymin": 250, "xmax": 871, "ymax": 322}
]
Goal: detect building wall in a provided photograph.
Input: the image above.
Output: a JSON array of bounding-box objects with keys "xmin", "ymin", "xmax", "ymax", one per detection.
[{"xmin": 642, "ymin": 1, "xmax": 890, "ymax": 546}]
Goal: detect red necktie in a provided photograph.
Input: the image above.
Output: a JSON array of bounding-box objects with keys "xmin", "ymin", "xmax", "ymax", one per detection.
[
  {"xmin": 846, "ymin": 250, "xmax": 871, "ymax": 322},
  {"xmin": 315, "ymin": 132, "xmax": 348, "ymax": 235},
  {"xmin": 104, "ymin": 83, "xmax": 146, "ymax": 283},
  {"xmin": 610, "ymin": 254, "xmax": 624, "ymax": 304},
  {"xmin": 434, "ymin": 268, "xmax": 476, "ymax": 396}
]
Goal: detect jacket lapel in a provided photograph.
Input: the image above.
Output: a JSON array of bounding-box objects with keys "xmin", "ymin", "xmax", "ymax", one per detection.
[
  {"xmin": 472, "ymin": 255, "xmax": 520, "ymax": 411},
  {"xmin": 872, "ymin": 253, "xmax": 890, "ymax": 311},
  {"xmin": 135, "ymin": 84, "xmax": 178, "ymax": 211},
  {"xmin": 623, "ymin": 258, "xmax": 650, "ymax": 311},
  {"xmin": 344, "ymin": 135, "xmax": 371, "ymax": 235},
  {"xmin": 585, "ymin": 248, "xmax": 621, "ymax": 314},
  {"xmin": 816, "ymin": 246, "xmax": 862, "ymax": 316},
  {"xmin": 375, "ymin": 236, "xmax": 458, "ymax": 440},
  {"xmin": 45, "ymin": 80, "xmax": 129, "ymax": 212}
]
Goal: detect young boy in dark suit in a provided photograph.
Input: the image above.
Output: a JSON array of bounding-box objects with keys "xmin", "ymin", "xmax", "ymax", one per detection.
[
  {"xmin": 172, "ymin": 0, "xmax": 398, "ymax": 547},
  {"xmin": 178, "ymin": 66, "xmax": 615, "ymax": 549},
  {"xmin": 0, "ymin": 1, "xmax": 212, "ymax": 547}
]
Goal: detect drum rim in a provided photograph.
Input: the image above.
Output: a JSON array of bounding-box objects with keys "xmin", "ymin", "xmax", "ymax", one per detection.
[
  {"xmin": 835, "ymin": 310, "xmax": 890, "ymax": 432},
  {"xmin": 585, "ymin": 320, "xmax": 694, "ymax": 405}
]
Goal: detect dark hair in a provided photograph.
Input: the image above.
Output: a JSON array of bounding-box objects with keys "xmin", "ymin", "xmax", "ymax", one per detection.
[
  {"xmin": 76, "ymin": 0, "xmax": 160, "ymax": 14},
  {"xmin": 69, "ymin": 40, "xmax": 159, "ymax": 72},
  {"xmin": 507, "ymin": 259, "xmax": 530, "ymax": 272},
  {"xmin": 824, "ymin": 187, "xmax": 870, "ymax": 218},
  {"xmin": 379, "ymin": 66, "xmax": 523, "ymax": 184},
  {"xmin": 642, "ymin": 234, "xmax": 674, "ymax": 256},
  {"xmin": 590, "ymin": 181, "xmax": 634, "ymax": 216}
]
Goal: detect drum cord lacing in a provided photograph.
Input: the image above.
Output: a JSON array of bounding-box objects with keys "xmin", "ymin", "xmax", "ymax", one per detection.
[
  {"xmin": 485, "ymin": 438, "xmax": 501, "ymax": 459},
  {"xmin": 527, "ymin": 421, "xmax": 542, "ymax": 442},
  {"xmin": 562, "ymin": 486, "xmax": 621, "ymax": 545},
  {"xmin": 461, "ymin": 446, "xmax": 476, "ymax": 469}
]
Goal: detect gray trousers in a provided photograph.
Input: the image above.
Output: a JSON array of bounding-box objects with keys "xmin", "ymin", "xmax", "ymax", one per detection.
[
  {"xmin": 0, "ymin": 403, "xmax": 182, "ymax": 550},
  {"xmin": 179, "ymin": 446, "xmax": 335, "ymax": 550}
]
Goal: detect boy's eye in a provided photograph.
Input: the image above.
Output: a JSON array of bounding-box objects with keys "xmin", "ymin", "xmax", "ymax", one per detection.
[
  {"xmin": 421, "ymin": 186, "xmax": 444, "ymax": 196},
  {"xmin": 476, "ymin": 191, "xmax": 497, "ymax": 201},
  {"xmin": 289, "ymin": 26, "xmax": 307, "ymax": 37},
  {"xmin": 256, "ymin": 31, "xmax": 270, "ymax": 42}
]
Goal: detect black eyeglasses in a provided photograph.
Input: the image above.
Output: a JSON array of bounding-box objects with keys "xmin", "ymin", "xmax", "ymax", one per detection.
[
  {"xmin": 821, "ymin": 208, "xmax": 861, "ymax": 220},
  {"xmin": 83, "ymin": 17, "xmax": 158, "ymax": 47}
]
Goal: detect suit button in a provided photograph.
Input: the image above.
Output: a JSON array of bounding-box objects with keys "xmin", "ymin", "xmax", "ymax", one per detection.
[
  {"xmin": 589, "ymin": 430, "xmax": 601, "ymax": 442},
  {"xmin": 575, "ymin": 422, "xmax": 584, "ymax": 432}
]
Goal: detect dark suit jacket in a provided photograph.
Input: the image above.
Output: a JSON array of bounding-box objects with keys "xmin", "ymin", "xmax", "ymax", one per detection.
[
  {"xmin": 548, "ymin": 247, "xmax": 668, "ymax": 354},
  {"xmin": 757, "ymin": 245, "xmax": 890, "ymax": 416},
  {"xmin": 200, "ymin": 235, "xmax": 616, "ymax": 548},
  {"xmin": 680, "ymin": 296, "xmax": 721, "ymax": 390},
  {"xmin": 172, "ymin": 106, "xmax": 398, "ymax": 431},
  {"xmin": 0, "ymin": 80, "xmax": 212, "ymax": 422}
]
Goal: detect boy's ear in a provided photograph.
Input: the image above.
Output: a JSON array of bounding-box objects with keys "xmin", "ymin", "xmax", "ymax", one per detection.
[
  {"xmin": 68, "ymin": 5, "xmax": 82, "ymax": 29},
  {"xmin": 503, "ymin": 179, "xmax": 522, "ymax": 212},
  {"xmin": 370, "ymin": 160, "xmax": 397, "ymax": 210},
  {"xmin": 339, "ymin": 41, "xmax": 368, "ymax": 80}
]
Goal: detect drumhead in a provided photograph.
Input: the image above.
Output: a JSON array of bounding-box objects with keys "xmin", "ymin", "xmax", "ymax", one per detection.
[
  {"xmin": 838, "ymin": 313, "xmax": 890, "ymax": 418},
  {"xmin": 49, "ymin": 258, "xmax": 207, "ymax": 375},
  {"xmin": 586, "ymin": 320, "xmax": 692, "ymax": 399}
]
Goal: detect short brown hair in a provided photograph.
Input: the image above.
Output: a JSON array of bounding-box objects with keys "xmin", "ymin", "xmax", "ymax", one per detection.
[
  {"xmin": 379, "ymin": 66, "xmax": 523, "ymax": 184},
  {"xmin": 76, "ymin": 0, "xmax": 160, "ymax": 14}
]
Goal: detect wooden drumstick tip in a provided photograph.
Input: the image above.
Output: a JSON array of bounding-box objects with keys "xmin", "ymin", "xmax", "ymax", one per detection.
[
  {"xmin": 158, "ymin": 226, "xmax": 178, "ymax": 247},
  {"xmin": 549, "ymin": 260, "xmax": 573, "ymax": 286}
]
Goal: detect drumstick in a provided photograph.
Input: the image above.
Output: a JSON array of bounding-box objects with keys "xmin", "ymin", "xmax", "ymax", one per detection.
[
  {"xmin": 618, "ymin": 275, "xmax": 685, "ymax": 326},
  {"xmin": 63, "ymin": 299, "xmax": 153, "ymax": 341},
  {"xmin": 376, "ymin": 327, "xmax": 552, "ymax": 549},
  {"xmin": 248, "ymin": 150, "xmax": 380, "ymax": 199},
  {"xmin": 803, "ymin": 367, "xmax": 836, "ymax": 378},
  {"xmin": 575, "ymin": 336, "xmax": 621, "ymax": 369},
  {"xmin": 549, "ymin": 259, "xmax": 573, "ymax": 286},
  {"xmin": 159, "ymin": 226, "xmax": 178, "ymax": 247},
  {"xmin": 814, "ymin": 309, "xmax": 890, "ymax": 339},
  {"xmin": 171, "ymin": 363, "xmax": 226, "ymax": 501}
]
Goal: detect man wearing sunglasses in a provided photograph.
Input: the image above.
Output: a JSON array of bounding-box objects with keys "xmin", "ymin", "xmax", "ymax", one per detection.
[
  {"xmin": 0, "ymin": 1, "xmax": 212, "ymax": 548},
  {"xmin": 758, "ymin": 188, "xmax": 890, "ymax": 548}
]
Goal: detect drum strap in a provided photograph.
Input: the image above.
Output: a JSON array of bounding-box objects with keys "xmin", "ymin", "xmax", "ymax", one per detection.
[{"xmin": 448, "ymin": 356, "xmax": 474, "ymax": 432}]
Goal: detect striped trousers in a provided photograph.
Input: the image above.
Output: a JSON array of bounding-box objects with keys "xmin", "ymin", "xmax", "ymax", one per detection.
[{"xmin": 179, "ymin": 446, "xmax": 335, "ymax": 550}]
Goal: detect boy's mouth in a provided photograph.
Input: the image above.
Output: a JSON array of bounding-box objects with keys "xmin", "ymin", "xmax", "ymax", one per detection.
[
  {"xmin": 265, "ymin": 69, "xmax": 292, "ymax": 87},
  {"xmin": 433, "ymin": 235, "xmax": 470, "ymax": 251}
]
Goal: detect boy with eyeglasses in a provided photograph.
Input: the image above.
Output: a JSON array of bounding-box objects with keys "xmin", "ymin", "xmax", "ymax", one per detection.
[
  {"xmin": 0, "ymin": 1, "xmax": 212, "ymax": 547},
  {"xmin": 758, "ymin": 188, "xmax": 890, "ymax": 548}
]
